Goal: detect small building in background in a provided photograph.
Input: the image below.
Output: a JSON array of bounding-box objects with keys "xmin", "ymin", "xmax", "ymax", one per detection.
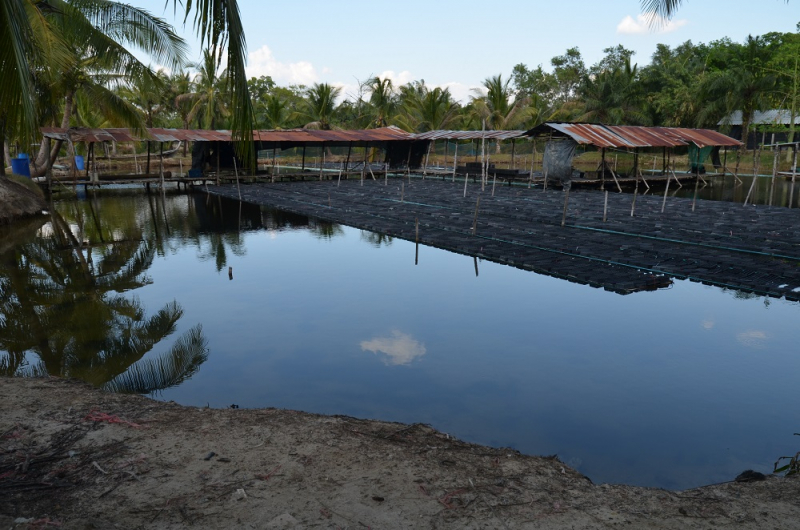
[{"xmin": 719, "ymin": 110, "xmax": 799, "ymax": 149}]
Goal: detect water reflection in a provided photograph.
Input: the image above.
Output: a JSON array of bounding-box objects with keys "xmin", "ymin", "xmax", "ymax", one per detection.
[
  {"xmin": 360, "ymin": 330, "xmax": 427, "ymax": 366},
  {"xmin": 0, "ymin": 200, "xmax": 208, "ymax": 394}
]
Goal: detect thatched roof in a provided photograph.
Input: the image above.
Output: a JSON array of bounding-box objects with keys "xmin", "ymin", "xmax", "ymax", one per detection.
[{"xmin": 0, "ymin": 177, "xmax": 47, "ymax": 224}]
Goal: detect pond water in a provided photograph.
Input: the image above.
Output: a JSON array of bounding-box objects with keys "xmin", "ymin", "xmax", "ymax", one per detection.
[{"xmin": 2, "ymin": 191, "xmax": 799, "ymax": 491}]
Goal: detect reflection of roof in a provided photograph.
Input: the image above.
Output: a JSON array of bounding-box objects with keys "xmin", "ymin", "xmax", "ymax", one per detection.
[
  {"xmin": 719, "ymin": 110, "xmax": 800, "ymax": 126},
  {"xmin": 40, "ymin": 126, "xmax": 413, "ymax": 145},
  {"xmin": 527, "ymin": 123, "xmax": 741, "ymax": 148}
]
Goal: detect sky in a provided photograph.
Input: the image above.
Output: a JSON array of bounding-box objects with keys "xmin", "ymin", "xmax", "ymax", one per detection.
[{"xmin": 132, "ymin": 0, "xmax": 798, "ymax": 103}]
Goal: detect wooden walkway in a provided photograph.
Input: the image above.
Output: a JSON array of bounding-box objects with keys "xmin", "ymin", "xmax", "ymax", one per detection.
[{"xmin": 203, "ymin": 179, "xmax": 800, "ymax": 299}]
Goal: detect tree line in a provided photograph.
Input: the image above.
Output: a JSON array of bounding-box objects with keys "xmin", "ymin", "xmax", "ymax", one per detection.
[{"xmin": 2, "ymin": 1, "xmax": 798, "ymax": 175}]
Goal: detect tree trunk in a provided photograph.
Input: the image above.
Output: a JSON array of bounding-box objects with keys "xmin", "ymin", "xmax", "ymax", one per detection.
[{"xmin": 31, "ymin": 91, "xmax": 74, "ymax": 177}]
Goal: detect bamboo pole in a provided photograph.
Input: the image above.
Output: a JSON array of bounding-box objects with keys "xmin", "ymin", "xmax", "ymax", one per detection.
[
  {"xmin": 769, "ymin": 147, "xmax": 779, "ymax": 206},
  {"xmin": 233, "ymin": 155, "xmax": 241, "ymax": 200},
  {"xmin": 471, "ymin": 197, "xmax": 480, "ymax": 235},
  {"xmin": 790, "ymin": 145, "xmax": 798, "ymax": 209},
  {"xmin": 661, "ymin": 170, "xmax": 671, "ymax": 213},
  {"xmin": 452, "ymin": 142, "xmax": 458, "ymax": 182},
  {"xmin": 603, "ymin": 190, "xmax": 608, "ymax": 222}
]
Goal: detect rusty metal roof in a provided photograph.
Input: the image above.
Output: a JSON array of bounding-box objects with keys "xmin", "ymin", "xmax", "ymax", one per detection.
[
  {"xmin": 40, "ymin": 126, "xmax": 412, "ymax": 144},
  {"xmin": 526, "ymin": 123, "xmax": 741, "ymax": 149},
  {"xmin": 410, "ymin": 130, "xmax": 526, "ymax": 141}
]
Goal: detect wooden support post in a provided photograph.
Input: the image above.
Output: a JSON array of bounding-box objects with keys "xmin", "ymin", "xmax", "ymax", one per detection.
[
  {"xmin": 474, "ymin": 256, "xmax": 479, "ymax": 277},
  {"xmin": 452, "ymin": 142, "xmax": 458, "ymax": 182},
  {"xmin": 320, "ymin": 145, "xmax": 325, "ymax": 180},
  {"xmin": 543, "ymin": 170, "xmax": 548, "ymax": 191},
  {"xmin": 405, "ymin": 144, "xmax": 411, "ymax": 177},
  {"xmin": 631, "ymin": 172, "xmax": 639, "ymax": 217},
  {"xmin": 662, "ymin": 146, "xmax": 666, "ymax": 174},
  {"xmin": 146, "ymin": 141, "xmax": 151, "ymax": 175},
  {"xmin": 272, "ymin": 146, "xmax": 277, "ymax": 183},
  {"xmin": 215, "ymin": 143, "xmax": 220, "ymax": 185},
  {"xmin": 159, "ymin": 143, "xmax": 165, "ymax": 191},
  {"xmin": 345, "ymin": 142, "xmax": 352, "ymax": 174},
  {"xmin": 529, "ymin": 141, "xmax": 536, "ymax": 188},
  {"xmin": 769, "ymin": 147, "xmax": 779, "ymax": 206},
  {"xmin": 511, "ymin": 138, "xmax": 516, "ymax": 169},
  {"xmin": 790, "ymin": 145, "xmax": 798, "ymax": 209},
  {"xmin": 600, "ymin": 148, "xmax": 606, "ymax": 185},
  {"xmin": 491, "ymin": 172, "xmax": 497, "ymax": 196},
  {"xmin": 463, "ymin": 172, "xmax": 469, "ymax": 197},
  {"xmin": 609, "ymin": 167, "xmax": 622, "ymax": 193},
  {"xmin": 337, "ymin": 170, "xmax": 342, "ymax": 187},
  {"xmin": 561, "ymin": 189, "xmax": 570, "ymax": 227},
  {"xmin": 423, "ymin": 140, "xmax": 431, "ymax": 177},
  {"xmin": 233, "ymin": 155, "xmax": 241, "ymax": 200},
  {"xmin": 301, "ymin": 145, "xmax": 306, "ymax": 171},
  {"xmin": 691, "ymin": 171, "xmax": 700, "ymax": 212},
  {"xmin": 480, "ymin": 121, "xmax": 486, "ymax": 191},
  {"xmin": 603, "ymin": 190, "xmax": 608, "ymax": 222},
  {"xmin": 471, "ymin": 197, "xmax": 480, "ymax": 235},
  {"xmin": 722, "ymin": 146, "xmax": 727, "ymax": 176},
  {"xmin": 744, "ymin": 145, "xmax": 761, "ymax": 206},
  {"xmin": 661, "ymin": 171, "xmax": 671, "ymax": 213}
]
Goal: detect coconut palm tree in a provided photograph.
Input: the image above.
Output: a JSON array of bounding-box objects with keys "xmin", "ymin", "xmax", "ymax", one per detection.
[
  {"xmin": 397, "ymin": 84, "xmax": 458, "ymax": 132},
  {"xmin": 578, "ymin": 58, "xmax": 649, "ymax": 125},
  {"xmin": 699, "ymin": 36, "xmax": 777, "ymax": 142},
  {"xmin": 299, "ymin": 83, "xmax": 342, "ymax": 130},
  {"xmin": 1, "ymin": 0, "xmax": 252, "ymax": 175},
  {"xmin": 177, "ymin": 49, "xmax": 230, "ymax": 130},
  {"xmin": 256, "ymin": 94, "xmax": 291, "ymax": 129},
  {"xmin": 366, "ymin": 76, "xmax": 396, "ymax": 128},
  {"xmin": 471, "ymin": 74, "xmax": 525, "ymax": 131}
]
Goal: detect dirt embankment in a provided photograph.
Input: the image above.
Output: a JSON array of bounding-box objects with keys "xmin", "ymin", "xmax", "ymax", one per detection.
[
  {"xmin": 1, "ymin": 377, "xmax": 798, "ymax": 529},
  {"xmin": 0, "ymin": 177, "xmax": 46, "ymax": 224}
]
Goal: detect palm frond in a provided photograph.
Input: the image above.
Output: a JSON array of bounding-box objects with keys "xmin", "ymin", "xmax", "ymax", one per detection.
[{"xmin": 102, "ymin": 324, "xmax": 208, "ymax": 394}]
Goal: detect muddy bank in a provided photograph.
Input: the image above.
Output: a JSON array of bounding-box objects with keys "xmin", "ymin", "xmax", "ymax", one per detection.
[
  {"xmin": 0, "ymin": 177, "xmax": 46, "ymax": 224},
  {"xmin": 1, "ymin": 378, "xmax": 798, "ymax": 529}
]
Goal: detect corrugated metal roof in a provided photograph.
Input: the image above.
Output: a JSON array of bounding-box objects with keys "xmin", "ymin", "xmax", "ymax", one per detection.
[
  {"xmin": 410, "ymin": 130, "xmax": 526, "ymax": 141},
  {"xmin": 719, "ymin": 110, "xmax": 800, "ymax": 126},
  {"xmin": 527, "ymin": 123, "xmax": 741, "ymax": 148},
  {"xmin": 40, "ymin": 126, "xmax": 412, "ymax": 144}
]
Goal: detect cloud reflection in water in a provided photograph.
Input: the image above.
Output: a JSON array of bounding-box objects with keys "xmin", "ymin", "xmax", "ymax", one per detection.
[{"xmin": 360, "ymin": 330, "xmax": 427, "ymax": 366}]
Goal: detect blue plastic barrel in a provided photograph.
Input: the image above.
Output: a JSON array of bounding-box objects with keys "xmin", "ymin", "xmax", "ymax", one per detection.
[
  {"xmin": 18, "ymin": 153, "xmax": 29, "ymax": 160},
  {"xmin": 10, "ymin": 158, "xmax": 31, "ymax": 177},
  {"xmin": 74, "ymin": 155, "xmax": 85, "ymax": 171}
]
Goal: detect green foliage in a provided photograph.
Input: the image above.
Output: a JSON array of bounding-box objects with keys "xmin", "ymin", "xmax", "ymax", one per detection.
[{"xmin": 774, "ymin": 434, "xmax": 800, "ymax": 476}]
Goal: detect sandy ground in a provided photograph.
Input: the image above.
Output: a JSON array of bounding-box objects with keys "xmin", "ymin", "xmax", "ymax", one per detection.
[{"xmin": 1, "ymin": 377, "xmax": 799, "ymax": 529}]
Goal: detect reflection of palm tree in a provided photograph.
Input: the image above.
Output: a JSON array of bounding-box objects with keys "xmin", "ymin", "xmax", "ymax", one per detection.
[
  {"xmin": 309, "ymin": 219, "xmax": 344, "ymax": 240},
  {"xmin": 0, "ymin": 205, "xmax": 208, "ymax": 393},
  {"xmin": 360, "ymin": 231, "xmax": 393, "ymax": 247}
]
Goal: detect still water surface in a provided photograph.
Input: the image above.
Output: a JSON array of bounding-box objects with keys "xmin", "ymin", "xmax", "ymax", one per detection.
[{"xmin": 1, "ymin": 191, "xmax": 799, "ymax": 490}]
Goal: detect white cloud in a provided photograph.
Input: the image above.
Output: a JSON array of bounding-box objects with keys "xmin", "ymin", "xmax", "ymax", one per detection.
[
  {"xmin": 436, "ymin": 82, "xmax": 477, "ymax": 105},
  {"xmin": 617, "ymin": 14, "xmax": 688, "ymax": 35},
  {"xmin": 360, "ymin": 330, "xmax": 427, "ymax": 366},
  {"xmin": 377, "ymin": 70, "xmax": 414, "ymax": 86},
  {"xmin": 736, "ymin": 330, "xmax": 768, "ymax": 349},
  {"xmin": 246, "ymin": 45, "xmax": 319, "ymax": 86}
]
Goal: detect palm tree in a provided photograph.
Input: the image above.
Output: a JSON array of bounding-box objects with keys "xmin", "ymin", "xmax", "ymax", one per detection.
[
  {"xmin": 20, "ymin": 1, "xmax": 187, "ymax": 178},
  {"xmin": 299, "ymin": 83, "xmax": 342, "ymax": 130},
  {"xmin": 256, "ymin": 94, "xmax": 291, "ymax": 129},
  {"xmin": 1, "ymin": 0, "xmax": 252, "ymax": 175},
  {"xmin": 176, "ymin": 49, "xmax": 230, "ymax": 130},
  {"xmin": 471, "ymin": 74, "xmax": 525, "ymax": 131},
  {"xmin": 578, "ymin": 58, "xmax": 649, "ymax": 125},
  {"xmin": 366, "ymin": 76, "xmax": 396, "ymax": 127},
  {"xmin": 397, "ymin": 84, "xmax": 458, "ymax": 132},
  {"xmin": 699, "ymin": 36, "xmax": 777, "ymax": 143}
]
